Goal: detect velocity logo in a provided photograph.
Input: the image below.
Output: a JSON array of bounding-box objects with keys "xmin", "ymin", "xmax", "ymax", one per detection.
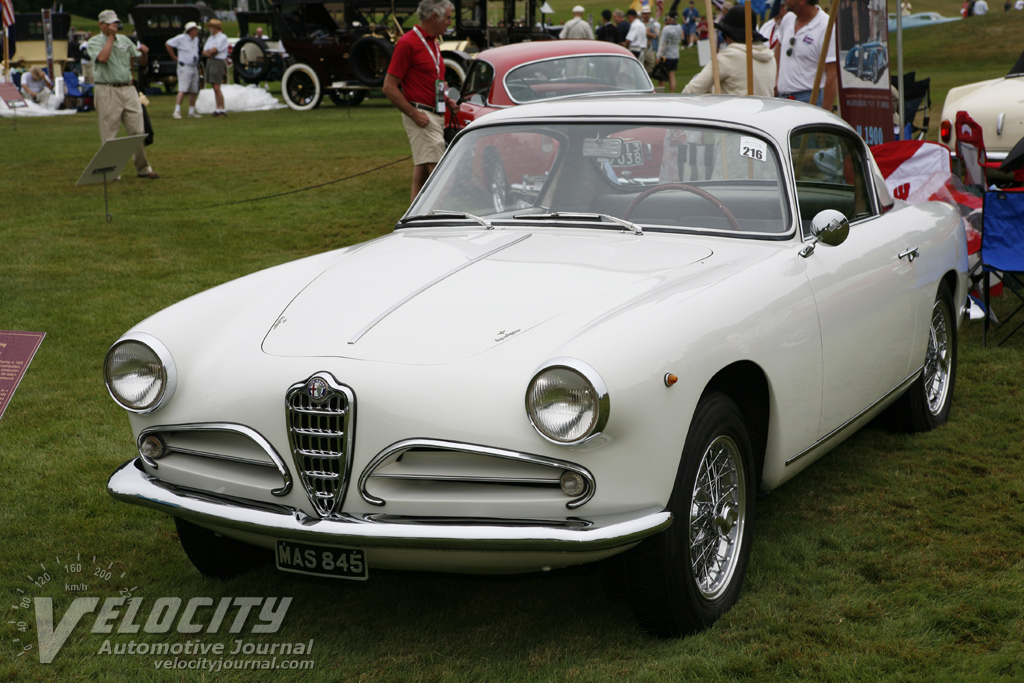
[{"xmin": 33, "ymin": 596, "xmax": 293, "ymax": 663}]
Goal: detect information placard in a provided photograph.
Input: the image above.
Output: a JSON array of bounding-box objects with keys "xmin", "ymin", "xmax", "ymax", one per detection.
[{"xmin": 0, "ymin": 331, "xmax": 46, "ymax": 422}]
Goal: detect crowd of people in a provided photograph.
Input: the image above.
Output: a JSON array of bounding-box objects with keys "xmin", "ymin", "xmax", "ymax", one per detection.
[{"xmin": 551, "ymin": 0, "xmax": 836, "ymax": 106}]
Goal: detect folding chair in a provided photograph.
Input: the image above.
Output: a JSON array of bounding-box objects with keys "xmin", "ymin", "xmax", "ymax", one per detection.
[
  {"xmin": 981, "ymin": 190, "xmax": 1024, "ymax": 346},
  {"xmin": 891, "ymin": 71, "xmax": 930, "ymax": 141},
  {"xmin": 955, "ymin": 111, "xmax": 1024, "ymax": 189}
]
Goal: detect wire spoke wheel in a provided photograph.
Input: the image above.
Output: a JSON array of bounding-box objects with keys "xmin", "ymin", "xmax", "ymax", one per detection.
[
  {"xmin": 623, "ymin": 392, "xmax": 755, "ymax": 636},
  {"xmin": 689, "ymin": 435, "xmax": 746, "ymax": 601},
  {"xmin": 923, "ymin": 296, "xmax": 952, "ymax": 416}
]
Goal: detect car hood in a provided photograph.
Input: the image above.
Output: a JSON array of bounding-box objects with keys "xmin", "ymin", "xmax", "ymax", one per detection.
[{"xmin": 262, "ymin": 229, "xmax": 713, "ymax": 365}]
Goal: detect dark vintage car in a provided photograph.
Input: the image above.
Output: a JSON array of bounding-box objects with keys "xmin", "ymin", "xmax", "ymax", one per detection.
[
  {"xmin": 843, "ymin": 41, "xmax": 889, "ymax": 85},
  {"xmin": 234, "ymin": 0, "xmax": 556, "ymax": 111},
  {"xmin": 129, "ymin": 4, "xmax": 205, "ymax": 93}
]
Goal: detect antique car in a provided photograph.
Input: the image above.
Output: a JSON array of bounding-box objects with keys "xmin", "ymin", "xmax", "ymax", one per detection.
[
  {"xmin": 939, "ymin": 48, "xmax": 1024, "ymax": 163},
  {"xmin": 887, "ymin": 11, "xmax": 961, "ymax": 33},
  {"xmin": 10, "ymin": 11, "xmax": 71, "ymax": 77},
  {"xmin": 129, "ymin": 4, "xmax": 205, "ymax": 93},
  {"xmin": 450, "ymin": 41, "xmax": 654, "ymax": 211},
  {"xmin": 106, "ymin": 95, "xmax": 968, "ymax": 636},
  {"xmin": 842, "ymin": 41, "xmax": 888, "ymax": 85},
  {"xmin": 242, "ymin": 0, "xmax": 555, "ymax": 110}
]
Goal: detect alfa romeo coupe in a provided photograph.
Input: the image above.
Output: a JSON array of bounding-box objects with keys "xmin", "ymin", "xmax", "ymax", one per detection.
[{"xmin": 106, "ymin": 95, "xmax": 968, "ymax": 635}]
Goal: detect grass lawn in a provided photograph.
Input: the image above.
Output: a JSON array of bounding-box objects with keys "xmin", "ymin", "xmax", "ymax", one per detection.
[{"xmin": 2, "ymin": 11, "xmax": 1024, "ymax": 682}]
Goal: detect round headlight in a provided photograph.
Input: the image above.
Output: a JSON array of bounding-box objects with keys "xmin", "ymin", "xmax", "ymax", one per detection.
[
  {"xmin": 526, "ymin": 359, "xmax": 609, "ymax": 445},
  {"xmin": 104, "ymin": 334, "xmax": 176, "ymax": 413}
]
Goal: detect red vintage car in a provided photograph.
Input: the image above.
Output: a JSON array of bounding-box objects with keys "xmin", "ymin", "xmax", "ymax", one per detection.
[{"xmin": 449, "ymin": 41, "xmax": 655, "ymax": 211}]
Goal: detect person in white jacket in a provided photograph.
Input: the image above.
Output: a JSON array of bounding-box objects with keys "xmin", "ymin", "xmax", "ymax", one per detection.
[{"xmin": 682, "ymin": 5, "xmax": 776, "ymax": 96}]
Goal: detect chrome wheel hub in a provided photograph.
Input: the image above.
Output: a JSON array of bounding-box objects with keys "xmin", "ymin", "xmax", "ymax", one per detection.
[
  {"xmin": 690, "ymin": 435, "xmax": 746, "ymax": 601},
  {"xmin": 924, "ymin": 299, "xmax": 951, "ymax": 415}
]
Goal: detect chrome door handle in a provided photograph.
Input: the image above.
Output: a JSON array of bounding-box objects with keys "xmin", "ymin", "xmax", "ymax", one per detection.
[{"xmin": 898, "ymin": 247, "xmax": 919, "ymax": 263}]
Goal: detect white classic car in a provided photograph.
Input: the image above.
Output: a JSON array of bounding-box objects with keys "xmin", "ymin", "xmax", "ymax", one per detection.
[
  {"xmin": 940, "ymin": 50, "xmax": 1024, "ymax": 162},
  {"xmin": 106, "ymin": 96, "xmax": 968, "ymax": 636}
]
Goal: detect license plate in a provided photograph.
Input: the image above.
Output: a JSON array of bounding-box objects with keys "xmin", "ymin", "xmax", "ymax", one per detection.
[
  {"xmin": 275, "ymin": 540, "xmax": 368, "ymax": 581},
  {"xmin": 613, "ymin": 141, "xmax": 644, "ymax": 167}
]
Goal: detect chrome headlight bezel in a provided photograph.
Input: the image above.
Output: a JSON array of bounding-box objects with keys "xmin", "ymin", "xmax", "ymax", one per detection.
[
  {"xmin": 104, "ymin": 332, "xmax": 177, "ymax": 414},
  {"xmin": 525, "ymin": 358, "xmax": 610, "ymax": 446}
]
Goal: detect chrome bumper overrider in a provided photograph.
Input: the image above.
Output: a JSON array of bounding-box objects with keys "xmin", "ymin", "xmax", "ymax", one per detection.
[{"xmin": 108, "ymin": 458, "xmax": 672, "ymax": 552}]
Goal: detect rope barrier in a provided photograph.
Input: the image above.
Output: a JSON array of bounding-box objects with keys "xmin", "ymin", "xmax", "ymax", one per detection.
[{"xmin": 199, "ymin": 154, "xmax": 412, "ymax": 209}]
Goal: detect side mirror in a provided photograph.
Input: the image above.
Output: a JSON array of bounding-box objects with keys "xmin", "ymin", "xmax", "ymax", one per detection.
[
  {"xmin": 800, "ymin": 209, "xmax": 850, "ymax": 258},
  {"xmin": 447, "ymin": 86, "xmax": 461, "ymax": 103},
  {"xmin": 810, "ymin": 209, "xmax": 850, "ymax": 247}
]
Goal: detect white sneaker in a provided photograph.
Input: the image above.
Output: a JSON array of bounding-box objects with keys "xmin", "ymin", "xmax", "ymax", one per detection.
[
  {"xmin": 172, "ymin": 111, "xmax": 182, "ymax": 119},
  {"xmin": 188, "ymin": 111, "xmax": 201, "ymax": 118}
]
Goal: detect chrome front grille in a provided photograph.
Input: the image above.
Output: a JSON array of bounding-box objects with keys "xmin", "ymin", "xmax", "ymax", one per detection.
[{"xmin": 285, "ymin": 373, "xmax": 356, "ymax": 517}]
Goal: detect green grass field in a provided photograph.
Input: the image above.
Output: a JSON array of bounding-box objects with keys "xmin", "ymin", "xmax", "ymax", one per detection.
[{"xmin": 2, "ymin": 8, "xmax": 1024, "ymax": 682}]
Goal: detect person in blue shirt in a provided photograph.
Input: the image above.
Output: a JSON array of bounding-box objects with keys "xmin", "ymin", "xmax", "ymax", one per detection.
[{"xmin": 682, "ymin": 1, "xmax": 700, "ymax": 48}]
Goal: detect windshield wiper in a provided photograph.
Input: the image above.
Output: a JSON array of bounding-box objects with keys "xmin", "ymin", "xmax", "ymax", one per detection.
[
  {"xmin": 514, "ymin": 211, "xmax": 643, "ymax": 236},
  {"xmin": 397, "ymin": 210, "xmax": 493, "ymax": 230}
]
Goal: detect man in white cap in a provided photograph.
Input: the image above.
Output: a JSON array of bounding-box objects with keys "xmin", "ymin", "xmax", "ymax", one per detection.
[
  {"xmin": 165, "ymin": 21, "xmax": 201, "ymax": 119},
  {"xmin": 560, "ymin": 5, "xmax": 595, "ymax": 39},
  {"xmin": 86, "ymin": 9, "xmax": 159, "ymax": 179}
]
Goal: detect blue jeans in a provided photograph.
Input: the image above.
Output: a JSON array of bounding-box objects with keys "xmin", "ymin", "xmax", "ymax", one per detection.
[{"xmin": 780, "ymin": 89, "xmax": 825, "ymax": 107}]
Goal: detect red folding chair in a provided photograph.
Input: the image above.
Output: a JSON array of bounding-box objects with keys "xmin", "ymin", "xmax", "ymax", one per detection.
[{"xmin": 955, "ymin": 111, "xmax": 1024, "ymax": 189}]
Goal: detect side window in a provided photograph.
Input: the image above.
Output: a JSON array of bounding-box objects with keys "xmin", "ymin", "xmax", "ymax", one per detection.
[
  {"xmin": 790, "ymin": 130, "xmax": 875, "ymax": 229},
  {"xmin": 461, "ymin": 61, "xmax": 494, "ymax": 106}
]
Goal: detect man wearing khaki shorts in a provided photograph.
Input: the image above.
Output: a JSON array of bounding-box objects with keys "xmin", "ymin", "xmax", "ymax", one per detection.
[
  {"xmin": 86, "ymin": 9, "xmax": 159, "ymax": 179},
  {"xmin": 383, "ymin": 0, "xmax": 454, "ymax": 201},
  {"xmin": 203, "ymin": 18, "xmax": 229, "ymax": 116}
]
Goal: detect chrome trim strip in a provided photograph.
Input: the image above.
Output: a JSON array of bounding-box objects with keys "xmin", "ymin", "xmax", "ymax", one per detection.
[
  {"xmin": 358, "ymin": 438, "xmax": 596, "ymax": 509},
  {"xmin": 785, "ymin": 370, "xmax": 921, "ymax": 466},
  {"xmin": 138, "ymin": 423, "xmax": 292, "ymax": 496},
  {"xmin": 997, "ymin": 112, "xmax": 1004, "ymax": 138},
  {"xmin": 108, "ymin": 458, "xmax": 671, "ymax": 552},
  {"xmin": 347, "ymin": 234, "xmax": 531, "ymax": 344}
]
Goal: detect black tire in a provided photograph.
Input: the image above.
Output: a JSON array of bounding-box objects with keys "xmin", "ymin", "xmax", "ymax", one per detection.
[
  {"xmin": 484, "ymin": 150, "xmax": 510, "ymax": 213},
  {"xmin": 174, "ymin": 517, "xmax": 270, "ymax": 579},
  {"xmin": 327, "ymin": 89, "xmax": 367, "ymax": 106},
  {"xmin": 350, "ymin": 36, "xmax": 394, "ymax": 87},
  {"xmin": 887, "ymin": 281, "xmax": 958, "ymax": 432},
  {"xmin": 623, "ymin": 392, "xmax": 756, "ymax": 636},
  {"xmin": 282, "ymin": 62, "xmax": 322, "ymax": 111},
  {"xmin": 232, "ymin": 37, "xmax": 270, "ymax": 83}
]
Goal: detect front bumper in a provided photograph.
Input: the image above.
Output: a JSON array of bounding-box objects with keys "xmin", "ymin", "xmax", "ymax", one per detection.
[{"xmin": 107, "ymin": 458, "xmax": 673, "ymax": 554}]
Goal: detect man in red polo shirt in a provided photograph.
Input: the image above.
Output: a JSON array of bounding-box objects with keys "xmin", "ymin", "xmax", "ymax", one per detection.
[{"xmin": 384, "ymin": 0, "xmax": 454, "ymax": 201}]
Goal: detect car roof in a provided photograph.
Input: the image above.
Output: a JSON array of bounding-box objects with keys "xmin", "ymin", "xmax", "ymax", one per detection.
[
  {"xmin": 474, "ymin": 40, "xmax": 637, "ymax": 72},
  {"xmin": 467, "ymin": 94, "xmax": 856, "ymax": 142}
]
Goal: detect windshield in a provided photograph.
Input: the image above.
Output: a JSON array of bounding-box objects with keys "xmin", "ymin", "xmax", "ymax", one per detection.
[
  {"xmin": 504, "ymin": 55, "xmax": 653, "ymax": 103},
  {"xmin": 409, "ymin": 122, "xmax": 791, "ymax": 236}
]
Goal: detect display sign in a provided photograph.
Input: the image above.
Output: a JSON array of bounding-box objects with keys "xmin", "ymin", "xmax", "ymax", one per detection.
[
  {"xmin": 834, "ymin": 0, "xmax": 893, "ymax": 146},
  {"xmin": 0, "ymin": 330, "xmax": 45, "ymax": 422}
]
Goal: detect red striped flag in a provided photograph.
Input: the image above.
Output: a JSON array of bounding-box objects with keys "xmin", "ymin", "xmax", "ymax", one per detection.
[{"xmin": 1, "ymin": 0, "xmax": 15, "ymax": 30}]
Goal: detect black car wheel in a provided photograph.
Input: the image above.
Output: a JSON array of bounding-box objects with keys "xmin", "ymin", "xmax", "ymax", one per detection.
[
  {"xmin": 623, "ymin": 392, "xmax": 756, "ymax": 636},
  {"xmin": 174, "ymin": 518, "xmax": 270, "ymax": 579},
  {"xmin": 484, "ymin": 151, "xmax": 510, "ymax": 213},
  {"xmin": 282, "ymin": 62, "xmax": 322, "ymax": 111},
  {"xmin": 232, "ymin": 37, "xmax": 270, "ymax": 83},
  {"xmin": 887, "ymin": 281, "xmax": 958, "ymax": 432},
  {"xmin": 350, "ymin": 36, "xmax": 394, "ymax": 87},
  {"xmin": 328, "ymin": 89, "xmax": 367, "ymax": 107}
]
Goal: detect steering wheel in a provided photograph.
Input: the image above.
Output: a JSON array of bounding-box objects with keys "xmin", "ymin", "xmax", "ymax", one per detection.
[{"xmin": 623, "ymin": 183, "xmax": 740, "ymax": 231}]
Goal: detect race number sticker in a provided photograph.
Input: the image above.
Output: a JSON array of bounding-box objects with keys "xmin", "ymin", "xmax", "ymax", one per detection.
[{"xmin": 740, "ymin": 137, "xmax": 768, "ymax": 162}]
